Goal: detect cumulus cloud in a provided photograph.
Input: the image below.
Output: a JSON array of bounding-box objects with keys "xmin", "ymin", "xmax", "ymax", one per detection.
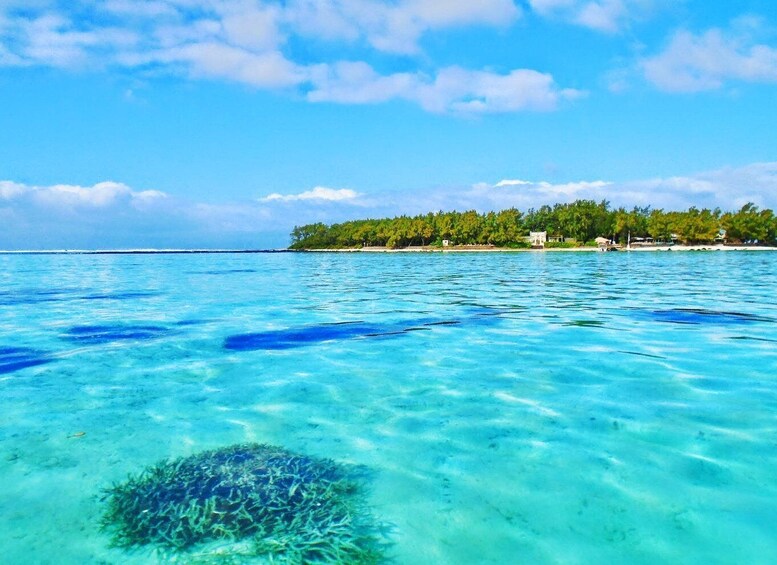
[
  {"xmin": 459, "ymin": 178, "xmax": 614, "ymax": 211},
  {"xmin": 642, "ymin": 22, "xmax": 777, "ymax": 92},
  {"xmin": 0, "ymin": 179, "xmax": 287, "ymax": 249},
  {"xmin": 287, "ymin": 0, "xmax": 521, "ymax": 54},
  {"xmin": 0, "ymin": 2, "xmax": 521, "ymax": 62},
  {"xmin": 621, "ymin": 162, "xmax": 777, "ymax": 210},
  {"xmin": 0, "ymin": 180, "xmax": 167, "ymax": 209},
  {"xmin": 261, "ymin": 186, "xmax": 360, "ymax": 202},
  {"xmin": 494, "ymin": 179, "xmax": 533, "ymax": 187},
  {"xmin": 0, "ymin": 0, "xmax": 577, "ymax": 114},
  {"xmin": 308, "ymin": 63, "xmax": 584, "ymax": 113},
  {"xmin": 149, "ymin": 43, "xmax": 305, "ymax": 88},
  {"xmin": 465, "ymin": 163, "xmax": 777, "ymax": 212},
  {"xmin": 4, "ymin": 13, "xmax": 137, "ymax": 68},
  {"xmin": 528, "ymin": 0, "xmax": 671, "ymax": 33}
]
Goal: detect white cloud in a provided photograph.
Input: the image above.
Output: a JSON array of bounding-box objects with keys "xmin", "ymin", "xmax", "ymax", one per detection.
[
  {"xmin": 222, "ymin": 4, "xmax": 283, "ymax": 51},
  {"xmin": 0, "ymin": 178, "xmax": 284, "ymax": 249},
  {"xmin": 461, "ymin": 178, "xmax": 614, "ymax": 210},
  {"xmin": 528, "ymin": 0, "xmax": 668, "ymax": 33},
  {"xmin": 150, "ymin": 43, "xmax": 305, "ymax": 88},
  {"xmin": 642, "ymin": 24, "xmax": 777, "ymax": 92},
  {"xmin": 624, "ymin": 162, "xmax": 777, "ymax": 210},
  {"xmin": 307, "ymin": 61, "xmax": 416, "ymax": 104},
  {"xmin": 3, "ymin": 13, "xmax": 137, "ymax": 68},
  {"xmin": 0, "ymin": 1, "xmax": 522, "ymax": 63},
  {"xmin": 308, "ymin": 63, "xmax": 584, "ymax": 113},
  {"xmin": 261, "ymin": 186, "xmax": 360, "ymax": 202},
  {"xmin": 0, "ymin": 180, "xmax": 26, "ymax": 199},
  {"xmin": 286, "ymin": 0, "xmax": 521, "ymax": 55},
  {"xmin": 494, "ymin": 179, "xmax": 533, "ymax": 187},
  {"xmin": 0, "ymin": 1, "xmax": 576, "ymax": 114},
  {"xmin": 0, "ymin": 180, "xmax": 167, "ymax": 208},
  {"xmin": 466, "ymin": 163, "xmax": 777, "ymax": 212}
]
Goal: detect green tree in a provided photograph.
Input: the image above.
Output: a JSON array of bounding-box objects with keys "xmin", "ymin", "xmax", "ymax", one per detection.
[
  {"xmin": 674, "ymin": 207, "xmax": 720, "ymax": 244},
  {"xmin": 722, "ymin": 203, "xmax": 771, "ymax": 243},
  {"xmin": 288, "ymin": 202, "xmax": 774, "ymax": 249}
]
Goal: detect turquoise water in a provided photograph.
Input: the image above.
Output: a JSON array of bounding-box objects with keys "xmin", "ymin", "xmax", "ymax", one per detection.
[{"xmin": 1, "ymin": 251, "xmax": 777, "ymax": 564}]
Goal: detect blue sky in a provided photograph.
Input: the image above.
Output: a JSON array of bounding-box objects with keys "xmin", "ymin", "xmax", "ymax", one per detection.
[{"xmin": 1, "ymin": 0, "xmax": 777, "ymax": 249}]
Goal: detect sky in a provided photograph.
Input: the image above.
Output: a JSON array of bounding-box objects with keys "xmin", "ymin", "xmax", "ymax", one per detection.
[{"xmin": 1, "ymin": 0, "xmax": 776, "ymax": 249}]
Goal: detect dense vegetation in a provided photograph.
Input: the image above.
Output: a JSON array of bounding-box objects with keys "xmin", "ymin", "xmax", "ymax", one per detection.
[{"xmin": 290, "ymin": 201, "xmax": 777, "ymax": 249}]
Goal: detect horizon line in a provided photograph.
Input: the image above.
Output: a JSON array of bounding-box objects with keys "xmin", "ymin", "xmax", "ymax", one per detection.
[{"xmin": 0, "ymin": 248, "xmax": 291, "ymax": 255}]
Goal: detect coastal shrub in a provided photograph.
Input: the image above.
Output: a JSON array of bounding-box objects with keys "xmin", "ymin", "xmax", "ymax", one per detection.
[
  {"xmin": 505, "ymin": 241, "xmax": 531, "ymax": 249},
  {"xmin": 101, "ymin": 443, "xmax": 385, "ymax": 563},
  {"xmin": 544, "ymin": 241, "xmax": 576, "ymax": 249}
]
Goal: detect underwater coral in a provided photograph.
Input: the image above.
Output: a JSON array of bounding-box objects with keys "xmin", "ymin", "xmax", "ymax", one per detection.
[{"xmin": 101, "ymin": 443, "xmax": 385, "ymax": 563}]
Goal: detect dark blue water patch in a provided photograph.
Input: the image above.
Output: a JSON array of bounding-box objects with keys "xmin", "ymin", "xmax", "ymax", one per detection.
[
  {"xmin": 62, "ymin": 324, "xmax": 171, "ymax": 344},
  {"xmin": 0, "ymin": 289, "xmax": 75, "ymax": 305},
  {"xmin": 362, "ymin": 327, "xmax": 433, "ymax": 339},
  {"xmin": 0, "ymin": 289, "xmax": 160, "ymax": 305},
  {"xmin": 0, "ymin": 346, "xmax": 54, "ymax": 374},
  {"xmin": 174, "ymin": 319, "xmax": 217, "ymax": 327},
  {"xmin": 637, "ymin": 308, "xmax": 774, "ymax": 325},
  {"xmin": 225, "ymin": 312, "xmax": 502, "ymax": 351},
  {"xmin": 225, "ymin": 322, "xmax": 386, "ymax": 350},
  {"xmin": 80, "ymin": 291, "xmax": 161, "ymax": 301},
  {"xmin": 0, "ymin": 289, "xmax": 69, "ymax": 297}
]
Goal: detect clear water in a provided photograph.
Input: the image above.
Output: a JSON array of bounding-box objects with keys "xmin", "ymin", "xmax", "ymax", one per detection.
[{"xmin": 1, "ymin": 251, "xmax": 776, "ymax": 564}]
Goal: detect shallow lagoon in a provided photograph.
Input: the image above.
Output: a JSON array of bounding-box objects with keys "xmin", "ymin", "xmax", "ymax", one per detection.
[{"xmin": 1, "ymin": 251, "xmax": 776, "ymax": 563}]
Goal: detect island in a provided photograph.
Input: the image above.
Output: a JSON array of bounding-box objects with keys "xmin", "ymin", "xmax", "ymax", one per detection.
[{"xmin": 289, "ymin": 200, "xmax": 777, "ymax": 251}]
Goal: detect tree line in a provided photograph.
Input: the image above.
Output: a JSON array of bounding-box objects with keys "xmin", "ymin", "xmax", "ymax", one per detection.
[{"xmin": 289, "ymin": 200, "xmax": 777, "ymax": 249}]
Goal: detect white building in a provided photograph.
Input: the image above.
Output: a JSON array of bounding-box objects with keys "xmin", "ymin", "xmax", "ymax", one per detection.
[{"xmin": 529, "ymin": 231, "xmax": 547, "ymax": 248}]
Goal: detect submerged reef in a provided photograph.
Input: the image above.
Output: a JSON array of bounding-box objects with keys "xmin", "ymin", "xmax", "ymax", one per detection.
[
  {"xmin": 644, "ymin": 308, "xmax": 774, "ymax": 325},
  {"xmin": 101, "ymin": 443, "xmax": 385, "ymax": 563},
  {"xmin": 225, "ymin": 308, "xmax": 508, "ymax": 351},
  {"xmin": 225, "ymin": 321, "xmax": 393, "ymax": 351},
  {"xmin": 63, "ymin": 324, "xmax": 171, "ymax": 344},
  {"xmin": 0, "ymin": 346, "xmax": 53, "ymax": 374}
]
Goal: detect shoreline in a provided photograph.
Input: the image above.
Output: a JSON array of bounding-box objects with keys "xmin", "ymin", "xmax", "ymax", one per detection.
[
  {"xmin": 1, "ymin": 245, "xmax": 775, "ymax": 255},
  {"xmin": 297, "ymin": 244, "xmax": 777, "ymax": 253},
  {"xmin": 0, "ymin": 249, "xmax": 291, "ymax": 255}
]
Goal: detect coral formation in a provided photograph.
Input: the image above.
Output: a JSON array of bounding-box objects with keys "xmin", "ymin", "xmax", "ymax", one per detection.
[{"xmin": 101, "ymin": 443, "xmax": 384, "ymax": 563}]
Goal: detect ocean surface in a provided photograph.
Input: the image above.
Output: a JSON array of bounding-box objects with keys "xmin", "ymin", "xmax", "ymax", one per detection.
[{"xmin": 1, "ymin": 251, "xmax": 776, "ymax": 564}]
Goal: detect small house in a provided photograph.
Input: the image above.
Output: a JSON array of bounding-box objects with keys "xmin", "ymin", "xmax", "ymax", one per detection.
[{"xmin": 529, "ymin": 231, "xmax": 547, "ymax": 248}]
